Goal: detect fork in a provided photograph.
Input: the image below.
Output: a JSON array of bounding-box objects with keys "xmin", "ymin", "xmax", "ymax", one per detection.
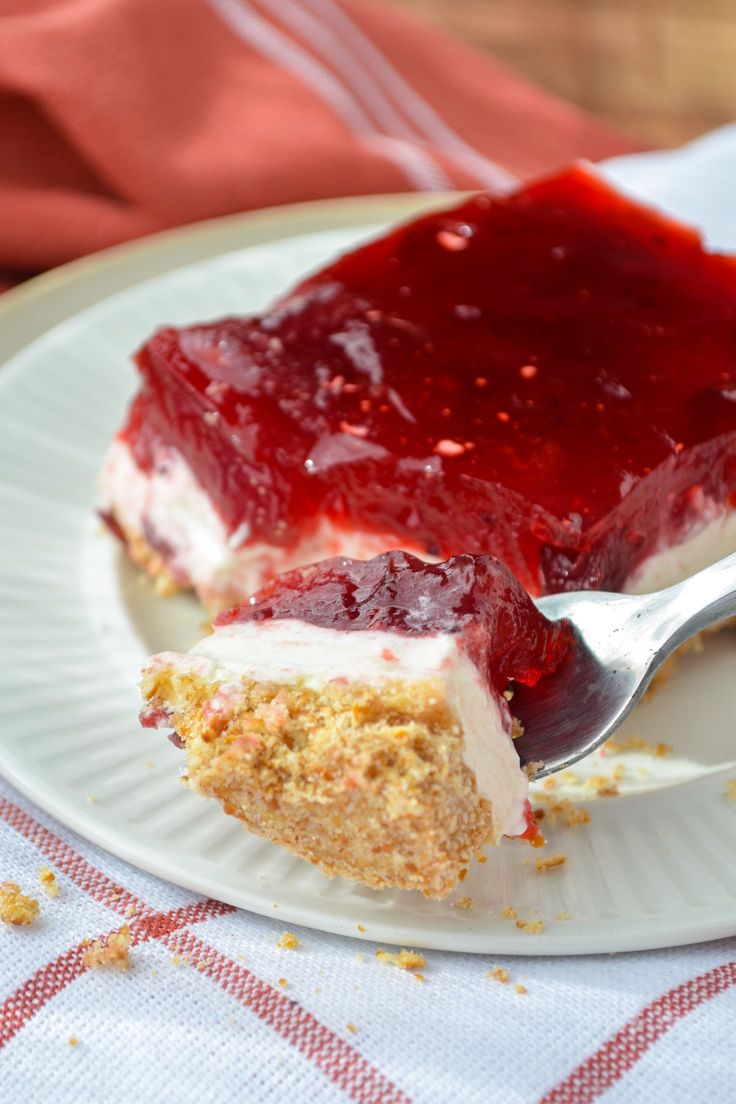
[{"xmin": 511, "ymin": 551, "xmax": 736, "ymax": 777}]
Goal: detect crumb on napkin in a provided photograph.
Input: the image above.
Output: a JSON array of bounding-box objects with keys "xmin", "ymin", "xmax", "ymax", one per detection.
[
  {"xmin": 82, "ymin": 925, "xmax": 131, "ymax": 971},
  {"xmin": 277, "ymin": 931, "xmax": 299, "ymax": 950},
  {"xmin": 376, "ymin": 948, "xmax": 426, "ymax": 971},
  {"xmin": 0, "ymin": 882, "xmax": 40, "ymax": 926}
]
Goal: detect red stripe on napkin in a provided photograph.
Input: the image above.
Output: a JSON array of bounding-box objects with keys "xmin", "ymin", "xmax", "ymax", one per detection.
[
  {"xmin": 166, "ymin": 929, "xmax": 413, "ymax": 1104},
  {"xmin": 0, "ymin": 900, "xmax": 229, "ymax": 1051},
  {"xmin": 0, "ymin": 796, "xmax": 412, "ymax": 1103},
  {"xmin": 540, "ymin": 959, "xmax": 736, "ymax": 1104}
]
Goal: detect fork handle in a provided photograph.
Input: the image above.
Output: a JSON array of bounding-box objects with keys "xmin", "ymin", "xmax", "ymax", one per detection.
[{"xmin": 638, "ymin": 549, "xmax": 736, "ymax": 660}]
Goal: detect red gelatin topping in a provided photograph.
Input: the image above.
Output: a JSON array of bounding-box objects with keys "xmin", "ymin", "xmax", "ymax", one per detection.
[
  {"xmin": 216, "ymin": 551, "xmax": 572, "ymax": 697},
  {"xmin": 123, "ymin": 165, "xmax": 736, "ymax": 594}
]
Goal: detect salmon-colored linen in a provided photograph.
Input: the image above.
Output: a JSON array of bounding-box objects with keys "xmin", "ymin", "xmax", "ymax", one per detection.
[{"xmin": 0, "ymin": 0, "xmax": 635, "ymax": 286}]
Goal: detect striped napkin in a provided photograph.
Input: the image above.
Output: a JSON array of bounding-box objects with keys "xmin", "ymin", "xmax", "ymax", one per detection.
[
  {"xmin": 2, "ymin": 777, "xmax": 734, "ymax": 1103},
  {"xmin": 0, "ymin": 0, "xmax": 634, "ymax": 287},
  {"xmin": 5, "ymin": 3, "xmax": 734, "ymax": 1102}
]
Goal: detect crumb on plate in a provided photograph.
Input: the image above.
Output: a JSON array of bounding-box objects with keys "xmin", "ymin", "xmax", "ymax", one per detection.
[
  {"xmin": 535, "ymin": 853, "xmax": 567, "ymax": 873},
  {"xmin": 533, "ymin": 797, "xmax": 590, "ymax": 828},
  {"xmin": 515, "ymin": 919, "xmax": 545, "ymax": 935},
  {"xmin": 602, "ymin": 735, "xmax": 672, "ymax": 758}
]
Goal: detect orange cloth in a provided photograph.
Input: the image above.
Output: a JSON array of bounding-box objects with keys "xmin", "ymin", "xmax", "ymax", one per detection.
[{"xmin": 0, "ymin": 0, "xmax": 637, "ymax": 286}]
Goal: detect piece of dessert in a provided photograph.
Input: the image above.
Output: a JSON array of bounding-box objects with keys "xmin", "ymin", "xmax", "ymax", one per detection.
[
  {"xmin": 140, "ymin": 552, "xmax": 571, "ymax": 897},
  {"xmin": 101, "ymin": 163, "xmax": 736, "ymax": 609}
]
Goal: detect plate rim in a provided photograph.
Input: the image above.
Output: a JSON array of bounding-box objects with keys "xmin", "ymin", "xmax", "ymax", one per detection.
[
  {"xmin": 0, "ymin": 192, "xmax": 459, "ymax": 367},
  {"xmin": 2, "ymin": 732, "xmax": 734, "ymax": 956},
  {"xmin": 2, "ymin": 190, "xmax": 735, "ymax": 956}
]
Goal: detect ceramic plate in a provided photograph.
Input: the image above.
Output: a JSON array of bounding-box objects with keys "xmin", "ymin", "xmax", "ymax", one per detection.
[{"xmin": 2, "ymin": 134, "xmax": 736, "ymax": 954}]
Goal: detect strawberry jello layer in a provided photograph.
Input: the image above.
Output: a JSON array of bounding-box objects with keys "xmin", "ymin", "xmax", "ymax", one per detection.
[
  {"xmin": 102, "ymin": 163, "xmax": 736, "ymax": 607},
  {"xmin": 141, "ymin": 552, "xmax": 571, "ymax": 897}
]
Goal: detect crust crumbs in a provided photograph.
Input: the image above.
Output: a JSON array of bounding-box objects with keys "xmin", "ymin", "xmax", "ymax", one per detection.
[
  {"xmin": 487, "ymin": 966, "xmax": 509, "ymax": 983},
  {"xmin": 82, "ymin": 925, "xmax": 131, "ymax": 971},
  {"xmin": 486, "ymin": 966, "xmax": 527, "ymax": 993},
  {"xmin": 556, "ymin": 911, "xmax": 572, "ymax": 921},
  {"xmin": 586, "ymin": 773, "xmax": 623, "ymax": 796},
  {"xmin": 602, "ymin": 736, "xmax": 672, "ymax": 758},
  {"xmin": 277, "ymin": 931, "xmax": 300, "ymax": 950},
  {"xmin": 39, "ymin": 867, "xmax": 59, "ymax": 898},
  {"xmin": 533, "ymin": 797, "xmax": 590, "ymax": 828},
  {"xmin": 141, "ymin": 668, "xmax": 493, "ymax": 899},
  {"xmin": 515, "ymin": 919, "xmax": 545, "ymax": 935},
  {"xmin": 453, "ymin": 896, "xmax": 473, "ymax": 910},
  {"xmin": 535, "ymin": 854, "xmax": 567, "ymax": 873},
  {"xmin": 523, "ymin": 761, "xmax": 544, "ymax": 780},
  {"xmin": 501, "ymin": 905, "xmax": 517, "ymax": 919},
  {"xmin": 346, "ymin": 1023, "xmax": 358, "ymax": 1035},
  {"xmin": 0, "ymin": 882, "xmax": 40, "ymax": 926},
  {"xmin": 376, "ymin": 949, "xmax": 426, "ymax": 971},
  {"xmin": 725, "ymin": 780, "xmax": 736, "ymax": 802}
]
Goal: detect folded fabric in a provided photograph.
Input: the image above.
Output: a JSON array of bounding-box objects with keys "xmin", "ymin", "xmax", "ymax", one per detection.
[{"xmin": 0, "ymin": 0, "xmax": 636, "ymax": 287}]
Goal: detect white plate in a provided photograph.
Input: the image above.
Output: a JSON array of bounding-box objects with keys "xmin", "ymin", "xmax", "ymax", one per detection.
[{"xmin": 2, "ymin": 137, "xmax": 736, "ymax": 955}]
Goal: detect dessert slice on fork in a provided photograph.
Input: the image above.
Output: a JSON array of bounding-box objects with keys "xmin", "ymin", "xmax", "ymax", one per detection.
[{"xmin": 140, "ymin": 552, "xmax": 571, "ymax": 898}]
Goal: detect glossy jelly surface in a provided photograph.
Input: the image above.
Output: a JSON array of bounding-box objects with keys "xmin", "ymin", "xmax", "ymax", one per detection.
[
  {"xmin": 217, "ymin": 551, "xmax": 572, "ymax": 695},
  {"xmin": 124, "ymin": 165, "xmax": 736, "ymax": 593}
]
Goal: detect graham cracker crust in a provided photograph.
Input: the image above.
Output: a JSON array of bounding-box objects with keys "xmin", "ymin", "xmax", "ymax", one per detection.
[{"xmin": 141, "ymin": 666, "xmax": 493, "ymax": 898}]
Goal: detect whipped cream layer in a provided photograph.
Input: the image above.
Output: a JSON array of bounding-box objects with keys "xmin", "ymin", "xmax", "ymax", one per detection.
[
  {"xmin": 149, "ymin": 619, "xmax": 529, "ymax": 841},
  {"xmin": 101, "ymin": 439, "xmax": 432, "ymax": 607},
  {"xmin": 104, "ymin": 437, "xmax": 736, "ymax": 607},
  {"xmin": 624, "ymin": 507, "xmax": 736, "ymax": 594}
]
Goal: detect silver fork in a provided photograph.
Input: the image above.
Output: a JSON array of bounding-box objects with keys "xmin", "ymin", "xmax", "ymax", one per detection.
[{"xmin": 511, "ymin": 551, "xmax": 736, "ymax": 777}]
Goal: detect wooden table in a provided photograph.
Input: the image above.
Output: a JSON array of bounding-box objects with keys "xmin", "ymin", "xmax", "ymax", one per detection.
[{"xmin": 392, "ymin": 0, "xmax": 736, "ymax": 148}]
